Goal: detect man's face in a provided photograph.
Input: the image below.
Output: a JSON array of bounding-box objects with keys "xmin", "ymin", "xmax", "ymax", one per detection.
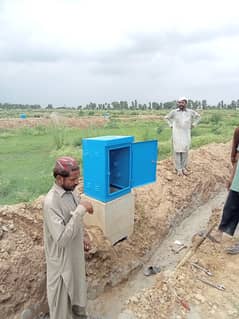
[
  {"xmin": 177, "ymin": 100, "xmax": 187, "ymax": 110},
  {"xmin": 61, "ymin": 170, "xmax": 80, "ymax": 191}
]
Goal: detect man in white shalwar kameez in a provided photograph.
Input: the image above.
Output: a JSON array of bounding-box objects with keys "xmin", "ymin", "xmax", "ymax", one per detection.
[
  {"xmin": 165, "ymin": 97, "xmax": 200, "ymax": 176},
  {"xmin": 43, "ymin": 156, "xmax": 100, "ymax": 319}
]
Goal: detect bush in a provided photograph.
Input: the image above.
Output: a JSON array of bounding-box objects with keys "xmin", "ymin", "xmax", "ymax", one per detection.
[
  {"xmin": 104, "ymin": 120, "xmax": 120, "ymax": 129},
  {"xmin": 210, "ymin": 125, "xmax": 222, "ymax": 134},
  {"xmin": 73, "ymin": 138, "xmax": 82, "ymax": 147},
  {"xmin": 50, "ymin": 146, "xmax": 82, "ymax": 166},
  {"xmin": 210, "ymin": 113, "xmax": 222, "ymax": 124},
  {"xmin": 52, "ymin": 126, "xmax": 65, "ymax": 149},
  {"xmin": 0, "ymin": 177, "xmax": 14, "ymax": 197},
  {"xmin": 156, "ymin": 127, "xmax": 162, "ymax": 135},
  {"xmin": 141, "ymin": 127, "xmax": 151, "ymax": 141},
  {"xmin": 158, "ymin": 142, "xmax": 171, "ymax": 160}
]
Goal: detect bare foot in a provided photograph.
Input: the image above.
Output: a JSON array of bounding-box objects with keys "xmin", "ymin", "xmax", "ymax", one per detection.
[
  {"xmin": 182, "ymin": 168, "xmax": 191, "ymax": 176},
  {"xmin": 210, "ymin": 230, "xmax": 223, "ymax": 243}
]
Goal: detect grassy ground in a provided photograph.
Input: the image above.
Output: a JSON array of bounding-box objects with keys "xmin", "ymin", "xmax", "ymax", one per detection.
[{"xmin": 0, "ymin": 109, "xmax": 238, "ymax": 205}]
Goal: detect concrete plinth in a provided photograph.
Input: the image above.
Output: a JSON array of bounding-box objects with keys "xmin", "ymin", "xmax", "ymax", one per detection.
[{"xmin": 82, "ymin": 192, "xmax": 134, "ymax": 245}]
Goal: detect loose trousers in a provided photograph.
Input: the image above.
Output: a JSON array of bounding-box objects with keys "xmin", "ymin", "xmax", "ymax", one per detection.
[
  {"xmin": 174, "ymin": 151, "xmax": 188, "ymax": 172},
  {"xmin": 50, "ymin": 277, "xmax": 86, "ymax": 319},
  {"xmin": 219, "ymin": 190, "xmax": 239, "ymax": 236}
]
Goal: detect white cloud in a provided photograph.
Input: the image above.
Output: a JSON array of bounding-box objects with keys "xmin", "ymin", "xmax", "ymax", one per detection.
[{"xmin": 1, "ymin": 0, "xmax": 239, "ymax": 105}]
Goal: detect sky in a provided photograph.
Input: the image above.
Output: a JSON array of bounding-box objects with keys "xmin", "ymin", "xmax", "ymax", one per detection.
[{"xmin": 1, "ymin": 0, "xmax": 239, "ymax": 107}]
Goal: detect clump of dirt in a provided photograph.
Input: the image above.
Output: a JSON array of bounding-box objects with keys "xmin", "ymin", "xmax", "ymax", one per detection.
[
  {"xmin": 0, "ymin": 142, "xmax": 232, "ymax": 318},
  {"xmin": 0, "ymin": 200, "xmax": 46, "ymax": 318}
]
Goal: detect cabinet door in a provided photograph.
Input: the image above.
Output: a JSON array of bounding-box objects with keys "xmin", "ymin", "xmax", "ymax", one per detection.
[{"xmin": 131, "ymin": 140, "xmax": 158, "ymax": 188}]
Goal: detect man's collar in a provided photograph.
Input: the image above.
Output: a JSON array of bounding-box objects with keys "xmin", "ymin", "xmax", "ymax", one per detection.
[
  {"xmin": 53, "ymin": 183, "xmax": 68, "ymax": 197},
  {"xmin": 177, "ymin": 108, "xmax": 187, "ymax": 112}
]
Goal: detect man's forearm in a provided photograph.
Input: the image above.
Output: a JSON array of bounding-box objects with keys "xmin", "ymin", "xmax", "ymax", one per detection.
[{"xmin": 57, "ymin": 206, "xmax": 86, "ymax": 248}]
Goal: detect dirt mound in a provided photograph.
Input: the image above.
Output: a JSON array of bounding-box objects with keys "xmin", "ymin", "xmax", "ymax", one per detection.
[
  {"xmin": 0, "ymin": 116, "xmax": 106, "ymax": 129},
  {"xmin": 0, "ymin": 142, "xmax": 232, "ymax": 318}
]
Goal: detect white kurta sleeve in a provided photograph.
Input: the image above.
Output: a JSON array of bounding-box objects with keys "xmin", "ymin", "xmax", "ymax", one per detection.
[
  {"xmin": 164, "ymin": 110, "xmax": 175, "ymax": 127},
  {"xmin": 45, "ymin": 205, "xmax": 86, "ymax": 248},
  {"xmin": 192, "ymin": 110, "xmax": 201, "ymax": 127}
]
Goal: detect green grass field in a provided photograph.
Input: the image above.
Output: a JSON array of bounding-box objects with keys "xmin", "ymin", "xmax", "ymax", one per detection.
[{"xmin": 0, "ymin": 109, "xmax": 238, "ymax": 205}]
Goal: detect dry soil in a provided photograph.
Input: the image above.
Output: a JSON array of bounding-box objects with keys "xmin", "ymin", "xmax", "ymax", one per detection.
[{"xmin": 0, "ymin": 142, "xmax": 237, "ymax": 319}]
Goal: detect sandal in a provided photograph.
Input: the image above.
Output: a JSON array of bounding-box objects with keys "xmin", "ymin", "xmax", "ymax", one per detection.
[{"xmin": 225, "ymin": 244, "xmax": 239, "ymax": 255}]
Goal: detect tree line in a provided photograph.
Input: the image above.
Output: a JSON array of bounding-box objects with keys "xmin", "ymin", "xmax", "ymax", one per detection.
[{"xmin": 1, "ymin": 99, "xmax": 239, "ymax": 110}]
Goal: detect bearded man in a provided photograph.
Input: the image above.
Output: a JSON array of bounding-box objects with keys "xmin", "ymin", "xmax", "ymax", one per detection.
[{"xmin": 43, "ymin": 156, "xmax": 100, "ymax": 319}]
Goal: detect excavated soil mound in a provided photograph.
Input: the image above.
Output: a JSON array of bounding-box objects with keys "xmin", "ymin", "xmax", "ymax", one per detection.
[
  {"xmin": 0, "ymin": 116, "xmax": 106, "ymax": 129},
  {"xmin": 0, "ymin": 142, "xmax": 232, "ymax": 318}
]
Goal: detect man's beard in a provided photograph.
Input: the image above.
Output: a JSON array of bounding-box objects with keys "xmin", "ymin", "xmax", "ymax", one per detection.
[{"xmin": 62, "ymin": 185, "xmax": 76, "ymax": 191}]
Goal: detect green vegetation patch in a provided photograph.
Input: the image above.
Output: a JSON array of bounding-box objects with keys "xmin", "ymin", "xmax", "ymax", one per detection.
[{"xmin": 0, "ymin": 109, "xmax": 238, "ymax": 204}]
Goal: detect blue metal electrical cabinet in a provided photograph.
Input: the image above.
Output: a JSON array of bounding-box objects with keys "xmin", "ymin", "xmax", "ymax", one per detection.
[
  {"xmin": 20, "ymin": 113, "xmax": 27, "ymax": 119},
  {"xmin": 82, "ymin": 135, "xmax": 158, "ymax": 202}
]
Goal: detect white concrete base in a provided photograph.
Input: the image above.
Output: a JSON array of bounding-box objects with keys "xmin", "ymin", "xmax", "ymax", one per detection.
[{"xmin": 82, "ymin": 192, "xmax": 135, "ymax": 245}]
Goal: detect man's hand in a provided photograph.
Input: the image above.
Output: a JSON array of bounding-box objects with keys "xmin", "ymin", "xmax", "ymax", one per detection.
[
  {"xmin": 84, "ymin": 231, "xmax": 92, "ymax": 252},
  {"xmin": 80, "ymin": 200, "xmax": 94, "ymax": 214},
  {"xmin": 227, "ymin": 179, "xmax": 232, "ymax": 191}
]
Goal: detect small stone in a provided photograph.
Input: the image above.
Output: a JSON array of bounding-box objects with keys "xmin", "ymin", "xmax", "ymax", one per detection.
[
  {"xmin": 2, "ymin": 225, "xmax": 8, "ymax": 232},
  {"xmin": 165, "ymin": 173, "xmax": 173, "ymax": 181},
  {"xmin": 118, "ymin": 310, "xmax": 136, "ymax": 319},
  {"xmin": 0, "ymin": 286, "xmax": 5, "ymax": 294},
  {"xmin": 9, "ymin": 224, "xmax": 14, "ymax": 230},
  {"xmin": 162, "ymin": 285, "xmax": 168, "ymax": 292},
  {"xmin": 177, "ymin": 288, "xmax": 185, "ymax": 296},
  {"xmin": 20, "ymin": 308, "xmax": 33, "ymax": 319},
  {"xmin": 195, "ymin": 293, "xmax": 206, "ymax": 303},
  {"xmin": 129, "ymin": 296, "xmax": 139, "ymax": 304},
  {"xmin": 1, "ymin": 252, "xmax": 9, "ymax": 259},
  {"xmin": 0, "ymin": 292, "xmax": 12, "ymax": 302}
]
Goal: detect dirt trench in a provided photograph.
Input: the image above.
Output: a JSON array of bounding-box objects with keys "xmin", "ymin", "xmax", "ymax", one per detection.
[
  {"xmin": 0, "ymin": 142, "xmax": 233, "ymax": 319},
  {"xmin": 122, "ymin": 205, "xmax": 239, "ymax": 319},
  {"xmin": 88, "ymin": 190, "xmax": 228, "ymax": 318}
]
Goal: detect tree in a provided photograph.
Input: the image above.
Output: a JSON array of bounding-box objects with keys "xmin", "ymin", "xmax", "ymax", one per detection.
[
  {"xmin": 111, "ymin": 101, "xmax": 120, "ymax": 109},
  {"xmin": 134, "ymin": 99, "xmax": 138, "ymax": 109},
  {"xmin": 202, "ymin": 99, "xmax": 207, "ymax": 109},
  {"xmin": 119, "ymin": 101, "xmax": 128, "ymax": 109},
  {"xmin": 130, "ymin": 101, "xmax": 135, "ymax": 109},
  {"xmin": 152, "ymin": 102, "xmax": 160, "ymax": 110},
  {"xmin": 163, "ymin": 101, "xmax": 175, "ymax": 109},
  {"xmin": 230, "ymin": 100, "xmax": 236, "ymax": 109}
]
